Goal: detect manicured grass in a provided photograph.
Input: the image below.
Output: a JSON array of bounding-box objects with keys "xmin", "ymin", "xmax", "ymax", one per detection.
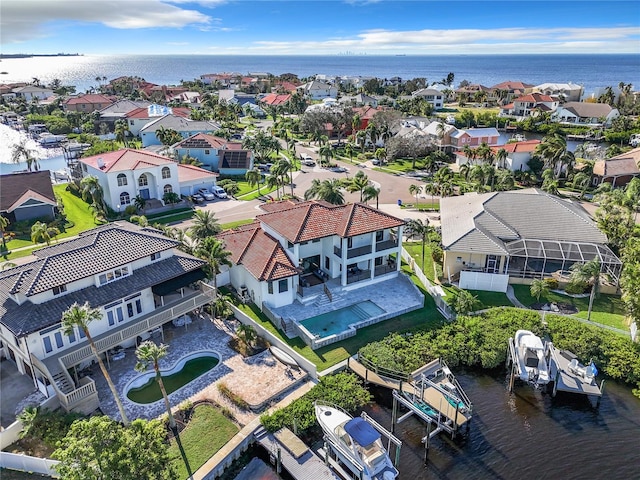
[
  {"xmin": 383, "ymin": 158, "xmax": 429, "ymax": 173},
  {"xmin": 152, "ymin": 211, "xmax": 195, "ymax": 224},
  {"xmin": 403, "ymin": 242, "xmax": 442, "ymax": 281},
  {"xmin": 53, "ymin": 184, "xmax": 100, "ymax": 236},
  {"xmin": 401, "ymin": 202, "xmax": 440, "ymax": 211},
  {"xmin": 232, "ymin": 267, "xmax": 445, "ymax": 372},
  {"xmin": 468, "ymin": 289, "xmax": 512, "ymax": 309},
  {"xmin": 168, "ymin": 404, "xmax": 239, "ymax": 480},
  {"xmin": 221, "ymin": 219, "xmax": 256, "ymax": 230},
  {"xmin": 512, "ymin": 284, "xmax": 628, "ymax": 330},
  {"xmin": 145, "ymin": 207, "xmax": 193, "ymax": 220}
]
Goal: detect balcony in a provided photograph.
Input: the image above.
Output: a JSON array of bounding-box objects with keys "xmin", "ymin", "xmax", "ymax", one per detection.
[
  {"xmin": 333, "ymin": 244, "xmax": 373, "ymax": 259},
  {"xmin": 375, "ymin": 238, "xmax": 398, "ymax": 252}
]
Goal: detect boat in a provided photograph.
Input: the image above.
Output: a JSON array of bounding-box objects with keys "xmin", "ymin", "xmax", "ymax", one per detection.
[
  {"xmin": 269, "ymin": 345, "xmax": 298, "ymax": 368},
  {"xmin": 514, "ymin": 330, "xmax": 550, "ymax": 386},
  {"xmin": 315, "ymin": 401, "xmax": 398, "ymax": 480}
]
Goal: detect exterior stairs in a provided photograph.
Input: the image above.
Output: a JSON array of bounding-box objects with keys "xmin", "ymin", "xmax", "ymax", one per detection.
[{"xmin": 52, "ymin": 371, "xmax": 75, "ymax": 394}]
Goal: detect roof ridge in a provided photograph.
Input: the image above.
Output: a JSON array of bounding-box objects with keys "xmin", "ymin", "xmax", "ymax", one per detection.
[
  {"xmin": 237, "ymin": 227, "xmax": 262, "ymax": 265},
  {"xmin": 340, "ymin": 203, "xmax": 357, "ymax": 237}
]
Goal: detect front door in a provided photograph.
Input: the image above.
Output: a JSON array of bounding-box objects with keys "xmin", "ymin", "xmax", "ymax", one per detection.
[{"xmin": 139, "ymin": 188, "xmax": 150, "ymax": 200}]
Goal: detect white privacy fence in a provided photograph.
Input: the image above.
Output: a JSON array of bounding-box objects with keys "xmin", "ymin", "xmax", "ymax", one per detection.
[{"xmin": 0, "ymin": 452, "xmax": 59, "ymax": 477}]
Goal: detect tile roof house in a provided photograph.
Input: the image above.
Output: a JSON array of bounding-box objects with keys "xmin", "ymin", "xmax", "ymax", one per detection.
[
  {"xmin": 532, "ymin": 82, "xmax": 584, "ymax": 102},
  {"xmin": 139, "ymin": 114, "xmax": 220, "ymax": 147},
  {"xmin": 12, "ymin": 85, "xmax": 55, "ymax": 101},
  {"xmin": 552, "ymin": 102, "xmax": 619, "ymax": 127},
  {"xmin": 218, "ymin": 201, "xmax": 407, "ymax": 338},
  {"xmin": 76, "ymin": 149, "xmax": 218, "ymax": 210},
  {"xmin": 0, "ymin": 222, "xmax": 212, "ymax": 413},
  {"xmin": 592, "ymin": 147, "xmax": 640, "ymax": 188},
  {"xmin": 440, "ymin": 189, "xmax": 621, "ymax": 292},
  {"xmin": 450, "ymin": 127, "xmax": 500, "ymax": 150},
  {"xmin": 124, "ymin": 105, "xmax": 191, "ymax": 137},
  {"xmin": 490, "ymin": 81, "xmax": 534, "ymax": 102},
  {"xmin": 411, "ymin": 88, "xmax": 445, "ymax": 109},
  {"xmin": 97, "ymin": 99, "xmax": 152, "ymax": 130},
  {"xmin": 298, "ymin": 80, "xmax": 338, "ymax": 100},
  {"xmin": 259, "ymin": 93, "xmax": 291, "ymax": 107},
  {"xmin": 64, "ymin": 94, "xmax": 116, "ymax": 113},
  {"xmin": 499, "ymin": 93, "xmax": 559, "ymax": 118},
  {"xmin": 0, "ymin": 171, "xmax": 57, "ymax": 222},
  {"xmin": 173, "ymin": 133, "xmax": 254, "ymax": 175}
]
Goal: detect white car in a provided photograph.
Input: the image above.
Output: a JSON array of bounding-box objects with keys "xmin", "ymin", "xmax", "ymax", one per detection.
[
  {"xmin": 198, "ymin": 188, "xmax": 215, "ymax": 200},
  {"xmin": 212, "ymin": 186, "xmax": 228, "ymax": 199}
]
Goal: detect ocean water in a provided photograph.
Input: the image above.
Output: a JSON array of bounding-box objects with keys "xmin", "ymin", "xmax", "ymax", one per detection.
[{"xmin": 1, "ymin": 54, "xmax": 638, "ymax": 96}]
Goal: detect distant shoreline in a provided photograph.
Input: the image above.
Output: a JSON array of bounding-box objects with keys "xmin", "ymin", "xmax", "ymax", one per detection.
[{"xmin": 0, "ymin": 53, "xmax": 83, "ymax": 59}]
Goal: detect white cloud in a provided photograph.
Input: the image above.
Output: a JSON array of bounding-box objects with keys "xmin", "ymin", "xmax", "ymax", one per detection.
[
  {"xmin": 1, "ymin": 0, "xmax": 213, "ymax": 43},
  {"xmin": 246, "ymin": 26, "xmax": 640, "ymax": 54}
]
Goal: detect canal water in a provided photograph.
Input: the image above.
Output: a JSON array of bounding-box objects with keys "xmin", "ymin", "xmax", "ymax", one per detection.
[{"xmin": 362, "ymin": 370, "xmax": 639, "ymax": 480}]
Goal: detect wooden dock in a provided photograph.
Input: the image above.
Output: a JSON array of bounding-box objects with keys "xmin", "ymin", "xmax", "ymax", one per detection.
[{"xmin": 255, "ymin": 427, "xmax": 339, "ymax": 480}]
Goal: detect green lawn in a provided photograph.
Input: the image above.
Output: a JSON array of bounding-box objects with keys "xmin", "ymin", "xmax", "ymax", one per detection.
[
  {"xmin": 221, "ymin": 219, "xmax": 256, "ymax": 230},
  {"xmin": 151, "ymin": 211, "xmax": 195, "ymax": 225},
  {"xmin": 512, "ymin": 284, "xmax": 628, "ymax": 330},
  {"xmin": 168, "ymin": 404, "xmax": 239, "ymax": 480},
  {"xmin": 403, "ymin": 242, "xmax": 442, "ymax": 281},
  {"xmin": 468, "ymin": 289, "xmax": 512, "ymax": 309},
  {"xmin": 231, "ymin": 268, "xmax": 445, "ymax": 372}
]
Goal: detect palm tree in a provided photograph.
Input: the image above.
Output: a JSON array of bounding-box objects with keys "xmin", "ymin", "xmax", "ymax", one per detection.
[
  {"xmin": 344, "ymin": 143, "xmax": 355, "ymax": 163},
  {"xmin": 11, "ymin": 139, "xmax": 39, "ymax": 172},
  {"xmin": 570, "ymin": 258, "xmax": 602, "ymax": 322},
  {"xmin": 196, "ymin": 237, "xmax": 232, "ymax": 292},
  {"xmin": 304, "ymin": 179, "xmax": 345, "ymax": 205},
  {"xmin": 406, "ymin": 219, "xmax": 430, "ymax": 270},
  {"xmin": 190, "ymin": 210, "xmax": 221, "ymax": 241},
  {"xmin": 114, "ymin": 120, "xmax": 130, "ymax": 147},
  {"xmin": 61, "ymin": 302, "xmax": 130, "ymax": 425},
  {"xmin": 319, "ymin": 145, "xmax": 333, "ymax": 166},
  {"xmin": 31, "ymin": 221, "xmax": 59, "ymax": 245},
  {"xmin": 272, "ymin": 158, "xmax": 294, "ymax": 197},
  {"xmin": 346, "ymin": 171, "xmax": 370, "ymax": 202},
  {"xmin": 530, "ymin": 279, "xmax": 549, "ymax": 302},
  {"xmin": 374, "ymin": 148, "xmax": 387, "ymax": 165},
  {"xmin": 135, "ymin": 341, "xmax": 175, "ymax": 430},
  {"xmin": 362, "ymin": 185, "xmax": 380, "ymax": 208},
  {"xmin": 245, "ymin": 167, "xmax": 262, "ymax": 196},
  {"xmin": 409, "ymin": 184, "xmax": 422, "ymax": 206},
  {"xmin": 80, "ymin": 176, "xmax": 106, "ymax": 212},
  {"xmin": 495, "ymin": 148, "xmax": 508, "ymax": 169},
  {"xmin": 236, "ymin": 324, "xmax": 257, "ymax": 348},
  {"xmin": 0, "ymin": 216, "xmax": 9, "ymax": 252}
]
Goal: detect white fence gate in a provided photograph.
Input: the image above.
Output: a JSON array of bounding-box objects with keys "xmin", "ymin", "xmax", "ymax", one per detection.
[{"xmin": 459, "ymin": 271, "xmax": 509, "ymax": 293}]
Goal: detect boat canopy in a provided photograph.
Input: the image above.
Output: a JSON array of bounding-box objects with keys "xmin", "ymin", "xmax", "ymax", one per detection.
[{"xmin": 344, "ymin": 417, "xmax": 381, "ymax": 447}]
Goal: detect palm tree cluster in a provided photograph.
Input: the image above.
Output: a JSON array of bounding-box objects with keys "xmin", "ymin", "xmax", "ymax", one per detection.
[{"xmin": 80, "ymin": 175, "xmax": 108, "ymax": 219}]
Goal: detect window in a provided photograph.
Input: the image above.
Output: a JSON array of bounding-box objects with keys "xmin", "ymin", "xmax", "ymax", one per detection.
[
  {"xmin": 43, "ymin": 337, "xmax": 53, "ymax": 354},
  {"xmin": 151, "ymin": 252, "xmax": 161, "ymax": 261},
  {"xmin": 268, "ymin": 281, "xmax": 273, "ymax": 294},
  {"xmin": 375, "ymin": 256, "xmax": 383, "ymax": 266},
  {"xmin": 117, "ymin": 173, "xmax": 127, "ymax": 186},
  {"xmin": 98, "ymin": 266, "xmax": 130, "ymax": 285},
  {"xmin": 127, "ymin": 303, "xmax": 134, "ymax": 318},
  {"xmin": 129, "ymin": 120, "xmax": 134, "ymax": 126},
  {"xmin": 325, "ymin": 257, "xmax": 330, "ymax": 269},
  {"xmin": 204, "ymin": 149, "xmax": 210, "ymax": 155},
  {"xmin": 120, "ymin": 192, "xmax": 131, "ymax": 205},
  {"xmin": 54, "ymin": 332, "xmax": 64, "ymax": 349},
  {"xmin": 52, "ymin": 284, "xmax": 67, "ymax": 296},
  {"xmin": 278, "ymin": 279, "xmax": 288, "ymax": 293},
  {"xmin": 347, "ymin": 238, "xmax": 353, "ymax": 248},
  {"xmin": 375, "ymin": 230, "xmax": 384, "ymax": 242},
  {"xmin": 163, "ymin": 184, "xmax": 172, "ymax": 194},
  {"xmin": 68, "ymin": 330, "xmax": 76, "ymax": 343},
  {"xmin": 107, "ymin": 310, "xmax": 115, "ymax": 326},
  {"xmin": 162, "ymin": 167, "xmax": 171, "ymax": 179},
  {"xmin": 138, "ymin": 174, "xmax": 148, "ymax": 187},
  {"xmin": 136, "ymin": 299, "xmax": 142, "ymax": 314}
]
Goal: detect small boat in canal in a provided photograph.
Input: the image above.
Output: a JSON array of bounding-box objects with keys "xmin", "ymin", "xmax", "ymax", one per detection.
[
  {"xmin": 315, "ymin": 401, "xmax": 398, "ymax": 480},
  {"xmin": 513, "ymin": 330, "xmax": 551, "ymax": 386}
]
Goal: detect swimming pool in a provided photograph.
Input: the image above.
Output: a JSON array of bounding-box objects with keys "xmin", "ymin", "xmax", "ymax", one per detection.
[
  {"xmin": 125, "ymin": 350, "xmax": 219, "ymax": 404},
  {"xmin": 299, "ymin": 301, "xmax": 385, "ymax": 338}
]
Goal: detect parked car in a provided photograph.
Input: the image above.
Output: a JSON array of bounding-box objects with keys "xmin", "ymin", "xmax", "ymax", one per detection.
[
  {"xmin": 198, "ymin": 188, "xmax": 215, "ymax": 200},
  {"xmin": 212, "ymin": 186, "xmax": 228, "ymax": 199},
  {"xmin": 191, "ymin": 193, "xmax": 205, "ymax": 204},
  {"xmin": 330, "ymin": 166, "xmax": 347, "ymax": 173},
  {"xmin": 302, "ymin": 157, "xmax": 315, "ymax": 167},
  {"xmin": 371, "ymin": 159, "xmax": 381, "ymax": 166}
]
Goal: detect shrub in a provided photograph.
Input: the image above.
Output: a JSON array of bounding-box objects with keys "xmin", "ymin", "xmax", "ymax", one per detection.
[
  {"xmin": 565, "ymin": 280, "xmax": 588, "ymax": 294},
  {"xmin": 217, "ymin": 382, "xmax": 249, "ymax": 410},
  {"xmin": 124, "ymin": 205, "xmax": 137, "ymax": 216},
  {"xmin": 543, "ymin": 278, "xmax": 559, "ymax": 290},
  {"xmin": 431, "ymin": 244, "xmax": 443, "ymax": 263}
]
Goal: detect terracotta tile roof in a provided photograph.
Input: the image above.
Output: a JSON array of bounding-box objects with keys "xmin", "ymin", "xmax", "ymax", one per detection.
[
  {"xmin": 0, "ymin": 171, "xmax": 55, "ymax": 212},
  {"xmin": 218, "ymin": 223, "xmax": 298, "ymax": 281},
  {"xmin": 513, "ymin": 93, "xmax": 556, "ymax": 103},
  {"xmin": 257, "ymin": 201, "xmax": 404, "ymax": 243},
  {"xmin": 491, "ymin": 81, "xmax": 534, "ymax": 91},
  {"xmin": 65, "ymin": 94, "xmax": 115, "ymax": 105},
  {"xmin": 177, "ymin": 164, "xmax": 219, "ymax": 181},
  {"xmin": 260, "ymin": 93, "xmax": 291, "ymax": 106},
  {"xmin": 79, "ymin": 148, "xmax": 173, "ymax": 172},
  {"xmin": 491, "ymin": 139, "xmax": 541, "ymax": 153},
  {"xmin": 353, "ymin": 106, "xmax": 380, "ymax": 120}
]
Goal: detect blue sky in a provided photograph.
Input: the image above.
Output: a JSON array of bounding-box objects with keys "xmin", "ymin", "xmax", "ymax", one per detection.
[{"xmin": 2, "ymin": 0, "xmax": 639, "ymax": 55}]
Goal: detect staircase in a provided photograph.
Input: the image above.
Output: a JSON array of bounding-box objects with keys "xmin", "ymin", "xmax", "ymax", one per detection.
[
  {"xmin": 52, "ymin": 371, "xmax": 74, "ymax": 394},
  {"xmin": 281, "ymin": 318, "xmax": 298, "ymax": 338}
]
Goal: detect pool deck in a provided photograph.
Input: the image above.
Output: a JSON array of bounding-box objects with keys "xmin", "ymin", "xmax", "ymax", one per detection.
[
  {"xmin": 269, "ymin": 273, "xmax": 424, "ymax": 330},
  {"xmin": 88, "ymin": 314, "xmax": 308, "ymax": 426}
]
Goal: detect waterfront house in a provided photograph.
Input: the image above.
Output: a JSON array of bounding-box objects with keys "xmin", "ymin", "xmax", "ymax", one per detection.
[
  {"xmin": 591, "ymin": 147, "xmax": 640, "ymax": 188},
  {"xmin": 259, "ymin": 93, "xmax": 291, "ymax": 108},
  {"xmin": 173, "ymin": 133, "xmax": 254, "ymax": 175},
  {"xmin": 0, "ymin": 171, "xmax": 57, "ymax": 223},
  {"xmin": 64, "ymin": 94, "xmax": 115, "ymax": 113},
  {"xmin": 489, "ymin": 81, "xmax": 534, "ymax": 103},
  {"xmin": 12, "ymin": 86, "xmax": 54, "ymax": 102},
  {"xmin": 298, "ymin": 80, "xmax": 338, "ymax": 100},
  {"xmin": 499, "ymin": 93, "xmax": 559, "ymax": 119},
  {"xmin": 552, "ymin": 102, "xmax": 619, "ymax": 127},
  {"xmin": 125, "ymin": 105, "xmax": 191, "ymax": 137},
  {"xmin": 440, "ymin": 189, "xmax": 621, "ymax": 292},
  {"xmin": 218, "ymin": 200, "xmax": 405, "ymax": 310},
  {"xmin": 339, "ymin": 94, "xmax": 379, "ymax": 108},
  {"xmin": 493, "ymin": 140, "xmax": 541, "ymax": 171},
  {"xmin": 450, "ymin": 127, "xmax": 500, "ymax": 150},
  {"xmin": 139, "ymin": 114, "xmax": 220, "ymax": 147},
  {"xmin": 411, "ymin": 88, "xmax": 445, "ymax": 109},
  {"xmin": 97, "ymin": 100, "xmax": 152, "ymax": 131},
  {"xmin": 532, "ymin": 83, "xmax": 584, "ymax": 103},
  {"xmin": 0, "ymin": 222, "xmax": 212, "ymax": 413},
  {"xmin": 75, "ymin": 149, "xmax": 218, "ymax": 210}
]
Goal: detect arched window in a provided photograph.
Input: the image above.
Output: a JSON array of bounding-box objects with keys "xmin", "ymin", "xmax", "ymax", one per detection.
[
  {"xmin": 138, "ymin": 174, "xmax": 148, "ymax": 187},
  {"xmin": 163, "ymin": 184, "xmax": 173, "ymax": 194},
  {"xmin": 117, "ymin": 173, "xmax": 127, "ymax": 186},
  {"xmin": 162, "ymin": 167, "xmax": 171, "ymax": 179},
  {"xmin": 120, "ymin": 192, "xmax": 131, "ymax": 205}
]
